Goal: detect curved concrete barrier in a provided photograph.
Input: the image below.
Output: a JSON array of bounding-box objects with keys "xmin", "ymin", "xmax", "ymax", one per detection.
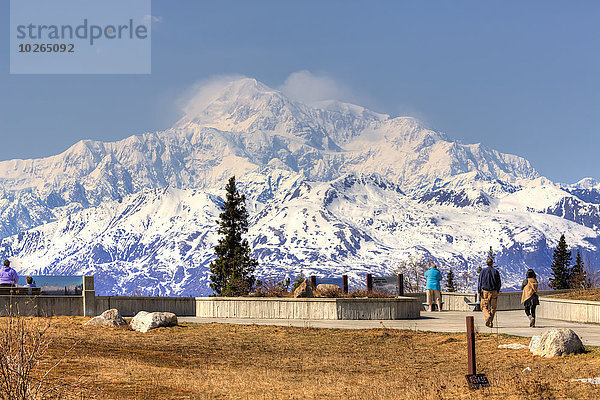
[
  {"xmin": 538, "ymin": 297, "xmax": 600, "ymax": 324},
  {"xmin": 195, "ymin": 297, "xmax": 421, "ymax": 320}
]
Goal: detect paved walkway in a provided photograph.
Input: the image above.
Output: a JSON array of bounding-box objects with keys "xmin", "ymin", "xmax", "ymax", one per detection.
[{"xmin": 180, "ymin": 310, "xmax": 600, "ymax": 346}]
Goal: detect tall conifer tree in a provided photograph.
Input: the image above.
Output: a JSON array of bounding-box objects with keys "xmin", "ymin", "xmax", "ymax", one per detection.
[
  {"xmin": 571, "ymin": 249, "xmax": 586, "ymax": 289},
  {"xmin": 209, "ymin": 176, "xmax": 258, "ymax": 296},
  {"xmin": 445, "ymin": 269, "xmax": 457, "ymax": 292},
  {"xmin": 488, "ymin": 246, "xmax": 496, "ymax": 266},
  {"xmin": 549, "ymin": 234, "xmax": 572, "ymax": 289}
]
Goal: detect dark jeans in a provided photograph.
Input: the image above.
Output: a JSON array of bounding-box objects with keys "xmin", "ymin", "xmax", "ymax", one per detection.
[
  {"xmin": 524, "ymin": 303, "xmax": 536, "ymax": 319},
  {"xmin": 524, "ymin": 294, "xmax": 539, "ymax": 319}
]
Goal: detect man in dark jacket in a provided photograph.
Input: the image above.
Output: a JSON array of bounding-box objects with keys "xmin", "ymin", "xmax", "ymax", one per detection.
[{"xmin": 477, "ymin": 258, "xmax": 501, "ymax": 327}]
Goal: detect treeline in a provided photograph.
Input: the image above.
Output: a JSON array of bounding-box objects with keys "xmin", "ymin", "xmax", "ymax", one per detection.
[{"xmin": 549, "ymin": 234, "xmax": 591, "ymax": 290}]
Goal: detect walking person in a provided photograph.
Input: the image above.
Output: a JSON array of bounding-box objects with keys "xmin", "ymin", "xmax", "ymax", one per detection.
[
  {"xmin": 477, "ymin": 258, "xmax": 501, "ymax": 327},
  {"xmin": 424, "ymin": 262, "xmax": 443, "ymax": 311},
  {"xmin": 521, "ymin": 269, "xmax": 539, "ymax": 327},
  {"xmin": 0, "ymin": 259, "xmax": 18, "ymax": 287}
]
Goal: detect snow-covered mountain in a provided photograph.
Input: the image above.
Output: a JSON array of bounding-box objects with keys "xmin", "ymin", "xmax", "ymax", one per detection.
[{"xmin": 0, "ymin": 77, "xmax": 598, "ymax": 295}]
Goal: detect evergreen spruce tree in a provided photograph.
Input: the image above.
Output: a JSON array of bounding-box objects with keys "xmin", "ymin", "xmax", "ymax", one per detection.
[
  {"xmin": 571, "ymin": 249, "xmax": 586, "ymax": 289},
  {"xmin": 445, "ymin": 269, "xmax": 457, "ymax": 292},
  {"xmin": 209, "ymin": 176, "xmax": 258, "ymax": 296},
  {"xmin": 488, "ymin": 246, "xmax": 496, "ymax": 266},
  {"xmin": 549, "ymin": 234, "xmax": 572, "ymax": 290},
  {"xmin": 477, "ymin": 246, "xmax": 495, "ymax": 274}
]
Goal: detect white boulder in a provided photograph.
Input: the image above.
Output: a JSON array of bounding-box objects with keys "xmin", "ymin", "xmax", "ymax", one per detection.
[
  {"xmin": 529, "ymin": 328, "xmax": 585, "ymax": 358},
  {"xmin": 84, "ymin": 309, "xmax": 127, "ymax": 327},
  {"xmin": 130, "ymin": 311, "xmax": 178, "ymax": 333}
]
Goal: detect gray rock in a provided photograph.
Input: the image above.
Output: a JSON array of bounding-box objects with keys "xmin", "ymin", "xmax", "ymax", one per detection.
[
  {"xmin": 130, "ymin": 311, "xmax": 178, "ymax": 333},
  {"xmin": 84, "ymin": 308, "xmax": 127, "ymax": 327},
  {"xmin": 529, "ymin": 328, "xmax": 585, "ymax": 357},
  {"xmin": 293, "ymin": 279, "xmax": 314, "ymax": 298}
]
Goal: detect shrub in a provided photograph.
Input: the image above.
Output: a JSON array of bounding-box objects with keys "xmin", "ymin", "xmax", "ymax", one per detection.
[
  {"xmin": 0, "ymin": 306, "xmax": 82, "ymax": 399},
  {"xmin": 315, "ymin": 286, "xmax": 341, "ymax": 298},
  {"xmin": 249, "ymin": 279, "xmax": 290, "ymax": 298}
]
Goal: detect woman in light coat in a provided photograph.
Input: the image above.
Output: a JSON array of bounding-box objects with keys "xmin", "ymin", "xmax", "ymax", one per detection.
[{"xmin": 521, "ymin": 269, "xmax": 539, "ymax": 327}]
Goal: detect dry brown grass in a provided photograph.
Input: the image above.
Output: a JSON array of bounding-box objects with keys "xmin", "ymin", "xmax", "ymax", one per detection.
[
  {"xmin": 12, "ymin": 317, "xmax": 600, "ymax": 399},
  {"xmin": 550, "ymin": 288, "xmax": 600, "ymax": 302}
]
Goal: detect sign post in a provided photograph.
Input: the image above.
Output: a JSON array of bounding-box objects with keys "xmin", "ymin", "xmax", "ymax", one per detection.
[
  {"xmin": 310, "ymin": 275, "xmax": 317, "ymax": 289},
  {"xmin": 342, "ymin": 275, "xmax": 349, "ymax": 294},
  {"xmin": 366, "ymin": 274, "xmax": 373, "ymax": 293},
  {"xmin": 467, "ymin": 316, "xmax": 476, "ymax": 375},
  {"xmin": 397, "ymin": 274, "xmax": 404, "ymax": 296},
  {"xmin": 465, "ymin": 316, "xmax": 490, "ymax": 389}
]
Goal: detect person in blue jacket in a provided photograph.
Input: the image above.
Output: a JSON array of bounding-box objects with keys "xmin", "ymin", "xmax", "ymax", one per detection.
[{"xmin": 424, "ymin": 263, "xmax": 443, "ymax": 311}]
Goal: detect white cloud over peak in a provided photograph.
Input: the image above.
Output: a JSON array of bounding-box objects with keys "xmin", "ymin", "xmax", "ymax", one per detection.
[
  {"xmin": 279, "ymin": 70, "xmax": 357, "ymax": 105},
  {"xmin": 179, "ymin": 74, "xmax": 247, "ymax": 118},
  {"xmin": 179, "ymin": 71, "xmax": 365, "ymax": 120}
]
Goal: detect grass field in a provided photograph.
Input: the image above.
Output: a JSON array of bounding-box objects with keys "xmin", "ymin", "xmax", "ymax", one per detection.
[
  {"xmin": 12, "ymin": 317, "xmax": 600, "ymax": 399},
  {"xmin": 551, "ymin": 288, "xmax": 600, "ymax": 302}
]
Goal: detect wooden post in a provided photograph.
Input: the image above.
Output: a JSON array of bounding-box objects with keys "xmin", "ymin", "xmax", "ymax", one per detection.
[
  {"xmin": 342, "ymin": 275, "xmax": 349, "ymax": 294},
  {"xmin": 310, "ymin": 275, "xmax": 317, "ymax": 289},
  {"xmin": 466, "ymin": 316, "xmax": 476, "ymax": 375},
  {"xmin": 83, "ymin": 275, "xmax": 96, "ymax": 317},
  {"xmin": 366, "ymin": 274, "xmax": 373, "ymax": 293},
  {"xmin": 397, "ymin": 274, "xmax": 404, "ymax": 296}
]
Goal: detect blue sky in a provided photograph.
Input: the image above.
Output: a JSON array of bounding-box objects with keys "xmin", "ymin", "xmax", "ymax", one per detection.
[{"xmin": 1, "ymin": 1, "xmax": 598, "ymax": 183}]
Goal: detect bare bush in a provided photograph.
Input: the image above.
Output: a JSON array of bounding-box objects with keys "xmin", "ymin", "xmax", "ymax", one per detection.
[
  {"xmin": 584, "ymin": 264, "xmax": 600, "ymax": 289},
  {"xmin": 0, "ymin": 311, "xmax": 52, "ymax": 399},
  {"xmin": 394, "ymin": 257, "xmax": 430, "ymax": 293},
  {"xmin": 0, "ymin": 305, "xmax": 86, "ymax": 400},
  {"xmin": 315, "ymin": 286, "xmax": 341, "ymax": 298},
  {"xmin": 249, "ymin": 278, "xmax": 290, "ymax": 297}
]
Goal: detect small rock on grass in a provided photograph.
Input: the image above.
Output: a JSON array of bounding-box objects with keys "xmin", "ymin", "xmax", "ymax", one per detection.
[
  {"xmin": 529, "ymin": 328, "xmax": 585, "ymax": 358},
  {"xmin": 498, "ymin": 343, "xmax": 529, "ymax": 350}
]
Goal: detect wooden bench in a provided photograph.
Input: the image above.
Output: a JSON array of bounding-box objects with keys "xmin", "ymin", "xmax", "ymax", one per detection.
[
  {"xmin": 464, "ymin": 296, "xmax": 481, "ymax": 312},
  {"xmin": 0, "ymin": 287, "xmax": 42, "ymax": 296}
]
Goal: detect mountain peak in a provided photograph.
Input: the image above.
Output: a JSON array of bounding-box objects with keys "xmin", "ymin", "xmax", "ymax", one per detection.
[
  {"xmin": 570, "ymin": 177, "xmax": 600, "ymax": 190},
  {"xmin": 221, "ymin": 78, "xmax": 275, "ymax": 97},
  {"xmin": 179, "ymin": 77, "xmax": 285, "ymax": 123}
]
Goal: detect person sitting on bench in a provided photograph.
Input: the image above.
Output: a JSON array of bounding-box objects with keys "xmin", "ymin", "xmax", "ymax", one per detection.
[
  {"xmin": 24, "ymin": 276, "xmax": 36, "ymax": 288},
  {"xmin": 0, "ymin": 260, "xmax": 18, "ymax": 287}
]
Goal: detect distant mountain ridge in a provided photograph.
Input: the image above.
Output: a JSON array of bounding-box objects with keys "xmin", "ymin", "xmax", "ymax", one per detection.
[{"xmin": 0, "ymin": 78, "xmax": 598, "ymax": 295}]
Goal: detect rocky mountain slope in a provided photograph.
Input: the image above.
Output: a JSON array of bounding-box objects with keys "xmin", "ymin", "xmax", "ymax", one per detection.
[{"xmin": 0, "ymin": 78, "xmax": 598, "ymax": 295}]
